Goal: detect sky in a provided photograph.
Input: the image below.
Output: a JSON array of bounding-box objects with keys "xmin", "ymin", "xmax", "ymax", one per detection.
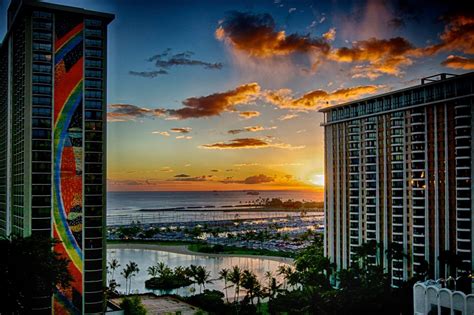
[{"xmin": 1, "ymin": 0, "xmax": 473, "ymax": 193}]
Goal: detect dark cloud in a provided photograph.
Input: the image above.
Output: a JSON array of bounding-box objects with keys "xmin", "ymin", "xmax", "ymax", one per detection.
[
  {"xmin": 172, "ymin": 175, "xmax": 209, "ymax": 182},
  {"xmin": 221, "ymin": 174, "xmax": 275, "ymax": 184},
  {"xmin": 129, "ymin": 70, "xmax": 168, "ymax": 77},
  {"xmin": 170, "ymin": 127, "xmax": 192, "ymax": 133},
  {"xmin": 227, "ymin": 126, "xmax": 275, "ymax": 134},
  {"xmin": 174, "ymin": 174, "xmax": 191, "ymax": 178},
  {"xmin": 199, "ymin": 137, "xmax": 304, "ymax": 150},
  {"xmin": 168, "ymin": 83, "xmax": 260, "ymax": 119},
  {"xmin": 441, "ymin": 55, "xmax": 474, "ymax": 70},
  {"xmin": 216, "ymin": 11, "xmax": 330, "ymax": 58},
  {"xmin": 130, "ymin": 49, "xmax": 223, "ymax": 78},
  {"xmin": 149, "ymin": 50, "xmax": 223, "ymax": 69},
  {"xmin": 243, "ymin": 174, "xmax": 274, "ymax": 184},
  {"xmin": 107, "ymin": 104, "xmax": 166, "ymax": 122}
]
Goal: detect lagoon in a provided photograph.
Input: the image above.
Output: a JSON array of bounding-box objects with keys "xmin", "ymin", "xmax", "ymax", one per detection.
[{"xmin": 107, "ymin": 247, "xmax": 290, "ymax": 297}]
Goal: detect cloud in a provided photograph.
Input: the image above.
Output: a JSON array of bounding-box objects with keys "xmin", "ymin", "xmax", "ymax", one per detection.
[
  {"xmin": 170, "ymin": 127, "xmax": 192, "ymax": 133},
  {"xmin": 441, "ymin": 55, "xmax": 474, "ymax": 70},
  {"xmin": 288, "ymin": 8, "xmax": 296, "ymax": 14},
  {"xmin": 129, "ymin": 70, "xmax": 168, "ymax": 77},
  {"xmin": 174, "ymin": 174, "xmax": 191, "ymax": 178},
  {"xmin": 160, "ymin": 167, "xmax": 174, "ymax": 172},
  {"xmin": 243, "ymin": 174, "xmax": 274, "ymax": 184},
  {"xmin": 168, "ymin": 83, "xmax": 261, "ymax": 119},
  {"xmin": 130, "ymin": 49, "xmax": 223, "ymax": 78},
  {"xmin": 172, "ymin": 175, "xmax": 209, "ymax": 182},
  {"xmin": 148, "ymin": 50, "xmax": 223, "ymax": 70},
  {"xmin": 176, "ymin": 135, "xmax": 192, "ymax": 140},
  {"xmin": 152, "ymin": 131, "xmax": 170, "ymax": 136},
  {"xmin": 107, "ymin": 104, "xmax": 166, "ymax": 122},
  {"xmin": 329, "ymin": 37, "xmax": 418, "ymax": 78},
  {"xmin": 211, "ymin": 169, "xmax": 219, "ymax": 172},
  {"xmin": 216, "ymin": 11, "xmax": 330, "ymax": 58},
  {"xmin": 199, "ymin": 137, "xmax": 304, "ymax": 150},
  {"xmin": 278, "ymin": 113, "xmax": 298, "ymax": 120},
  {"xmin": 264, "ymin": 85, "xmax": 383, "ymax": 109},
  {"xmin": 221, "ymin": 173, "xmax": 275, "ymax": 184},
  {"xmin": 423, "ymin": 15, "xmax": 474, "ymax": 56},
  {"xmin": 227, "ymin": 125, "xmax": 276, "ymax": 134},
  {"xmin": 322, "ymin": 28, "xmax": 336, "ymax": 41},
  {"xmin": 238, "ymin": 111, "xmax": 261, "ymax": 119}
]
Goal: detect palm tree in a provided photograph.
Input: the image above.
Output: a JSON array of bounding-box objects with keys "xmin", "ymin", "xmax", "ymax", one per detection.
[
  {"xmin": 147, "ymin": 265, "xmax": 159, "ymax": 278},
  {"xmin": 219, "ymin": 268, "xmax": 230, "ymax": 302},
  {"xmin": 264, "ymin": 271, "xmax": 281, "ymax": 300},
  {"xmin": 241, "ymin": 269, "xmax": 261, "ymax": 305},
  {"xmin": 121, "ymin": 261, "xmax": 140, "ymax": 295},
  {"xmin": 108, "ymin": 258, "xmax": 120, "ymax": 283},
  {"xmin": 228, "ymin": 266, "xmax": 242, "ymax": 302},
  {"xmin": 195, "ymin": 266, "xmax": 212, "ymax": 293}
]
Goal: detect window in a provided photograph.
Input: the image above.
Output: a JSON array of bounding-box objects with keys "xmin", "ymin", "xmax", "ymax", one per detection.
[
  {"xmin": 85, "ymin": 100, "xmax": 102, "ymax": 109},
  {"xmin": 33, "ymin": 74, "xmax": 52, "ymax": 84},
  {"xmin": 33, "ymin": 53, "xmax": 52, "ymax": 62},
  {"xmin": 32, "ymin": 42, "xmax": 52, "ymax": 51},
  {"xmin": 85, "ymin": 19, "xmax": 102, "ymax": 27},
  {"xmin": 32, "ymin": 64, "xmax": 52, "ymax": 73},
  {"xmin": 85, "ymin": 49, "xmax": 103, "ymax": 58},
  {"xmin": 32, "ymin": 85, "xmax": 51, "ymax": 95},
  {"xmin": 85, "ymin": 70, "xmax": 102, "ymax": 78}
]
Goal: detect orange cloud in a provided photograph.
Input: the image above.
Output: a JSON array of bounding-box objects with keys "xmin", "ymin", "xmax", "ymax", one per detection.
[
  {"xmin": 238, "ymin": 111, "xmax": 260, "ymax": 119},
  {"xmin": 424, "ymin": 15, "xmax": 474, "ymax": 55},
  {"xmin": 264, "ymin": 85, "xmax": 383, "ymax": 109},
  {"xmin": 329, "ymin": 37, "xmax": 418, "ymax": 78},
  {"xmin": 227, "ymin": 125, "xmax": 276, "ymax": 134},
  {"xmin": 169, "ymin": 83, "xmax": 260, "ymax": 119},
  {"xmin": 222, "ymin": 174, "xmax": 275, "ymax": 184},
  {"xmin": 216, "ymin": 11, "xmax": 330, "ymax": 58},
  {"xmin": 199, "ymin": 137, "xmax": 304, "ymax": 150},
  {"xmin": 323, "ymin": 28, "xmax": 336, "ymax": 41},
  {"xmin": 441, "ymin": 55, "xmax": 474, "ymax": 70}
]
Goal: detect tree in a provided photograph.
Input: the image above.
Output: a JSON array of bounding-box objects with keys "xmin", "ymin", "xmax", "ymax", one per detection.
[
  {"xmin": 120, "ymin": 295, "xmax": 147, "ymax": 315},
  {"xmin": 241, "ymin": 269, "xmax": 262, "ymax": 305},
  {"xmin": 122, "ymin": 261, "xmax": 140, "ymax": 295},
  {"xmin": 193, "ymin": 266, "xmax": 212, "ymax": 293},
  {"xmin": 228, "ymin": 265, "xmax": 242, "ymax": 302},
  {"xmin": 0, "ymin": 236, "xmax": 72, "ymax": 314},
  {"xmin": 108, "ymin": 258, "xmax": 121, "ymax": 286},
  {"xmin": 147, "ymin": 265, "xmax": 159, "ymax": 278},
  {"xmin": 219, "ymin": 268, "xmax": 230, "ymax": 303}
]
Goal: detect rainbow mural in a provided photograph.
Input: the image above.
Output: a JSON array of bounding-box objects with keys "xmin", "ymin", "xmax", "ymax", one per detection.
[{"xmin": 53, "ymin": 14, "xmax": 84, "ymax": 315}]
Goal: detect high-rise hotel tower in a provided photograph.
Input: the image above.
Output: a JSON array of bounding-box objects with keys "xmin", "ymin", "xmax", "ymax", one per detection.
[
  {"xmin": 0, "ymin": 0, "xmax": 113, "ymax": 313},
  {"xmin": 321, "ymin": 72, "xmax": 474, "ymax": 286}
]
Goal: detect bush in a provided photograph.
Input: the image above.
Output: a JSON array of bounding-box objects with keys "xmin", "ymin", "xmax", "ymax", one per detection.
[
  {"xmin": 185, "ymin": 290, "xmax": 228, "ymax": 314},
  {"xmin": 120, "ymin": 296, "xmax": 147, "ymax": 315}
]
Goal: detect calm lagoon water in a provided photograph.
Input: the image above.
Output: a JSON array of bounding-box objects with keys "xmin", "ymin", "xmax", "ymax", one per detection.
[{"xmin": 107, "ymin": 248, "xmax": 289, "ymax": 297}]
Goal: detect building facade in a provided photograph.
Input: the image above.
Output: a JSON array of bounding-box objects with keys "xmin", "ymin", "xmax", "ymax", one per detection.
[
  {"xmin": 0, "ymin": 0, "xmax": 113, "ymax": 313},
  {"xmin": 321, "ymin": 72, "xmax": 474, "ymax": 286}
]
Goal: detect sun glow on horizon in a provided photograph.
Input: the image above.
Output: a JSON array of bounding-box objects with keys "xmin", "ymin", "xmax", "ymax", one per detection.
[{"xmin": 309, "ymin": 174, "xmax": 325, "ymax": 187}]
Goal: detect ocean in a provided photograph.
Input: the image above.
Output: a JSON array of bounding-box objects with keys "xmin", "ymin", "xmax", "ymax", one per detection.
[{"xmin": 107, "ymin": 190, "xmax": 323, "ymax": 212}]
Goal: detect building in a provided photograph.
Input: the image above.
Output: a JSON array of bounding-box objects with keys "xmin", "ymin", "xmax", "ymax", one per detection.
[
  {"xmin": 0, "ymin": 0, "xmax": 113, "ymax": 313},
  {"xmin": 414, "ymin": 281, "xmax": 474, "ymax": 315},
  {"xmin": 320, "ymin": 72, "xmax": 474, "ymax": 286}
]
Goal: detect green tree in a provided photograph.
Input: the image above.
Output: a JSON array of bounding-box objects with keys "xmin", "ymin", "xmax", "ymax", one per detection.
[
  {"xmin": 108, "ymin": 258, "xmax": 121, "ymax": 284},
  {"xmin": 0, "ymin": 236, "xmax": 72, "ymax": 314},
  {"xmin": 219, "ymin": 268, "xmax": 230, "ymax": 303},
  {"xmin": 122, "ymin": 261, "xmax": 140, "ymax": 295},
  {"xmin": 228, "ymin": 265, "xmax": 242, "ymax": 302},
  {"xmin": 120, "ymin": 295, "xmax": 147, "ymax": 315},
  {"xmin": 241, "ymin": 269, "xmax": 262, "ymax": 305},
  {"xmin": 194, "ymin": 266, "xmax": 212, "ymax": 293}
]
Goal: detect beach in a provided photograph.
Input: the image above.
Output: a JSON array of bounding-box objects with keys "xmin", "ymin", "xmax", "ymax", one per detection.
[{"xmin": 108, "ymin": 242, "xmax": 294, "ymax": 265}]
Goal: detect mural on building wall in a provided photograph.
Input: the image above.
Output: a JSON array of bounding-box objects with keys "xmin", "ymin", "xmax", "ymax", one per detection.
[{"xmin": 53, "ymin": 13, "xmax": 84, "ymax": 315}]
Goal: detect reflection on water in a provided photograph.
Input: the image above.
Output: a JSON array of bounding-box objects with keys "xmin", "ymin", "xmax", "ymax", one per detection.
[{"xmin": 107, "ymin": 248, "xmax": 289, "ymax": 297}]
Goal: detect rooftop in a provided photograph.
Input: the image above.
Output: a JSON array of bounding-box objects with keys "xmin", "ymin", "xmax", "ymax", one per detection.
[{"xmin": 319, "ymin": 71, "xmax": 474, "ymax": 113}]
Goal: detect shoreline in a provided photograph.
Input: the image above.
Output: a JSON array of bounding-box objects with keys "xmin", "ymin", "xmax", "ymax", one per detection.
[{"xmin": 107, "ymin": 242, "xmax": 294, "ymax": 265}]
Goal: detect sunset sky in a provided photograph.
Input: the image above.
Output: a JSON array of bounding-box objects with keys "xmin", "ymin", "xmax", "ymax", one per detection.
[{"xmin": 1, "ymin": 0, "xmax": 473, "ymax": 192}]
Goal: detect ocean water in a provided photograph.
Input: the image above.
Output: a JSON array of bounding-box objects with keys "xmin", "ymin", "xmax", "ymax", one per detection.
[{"xmin": 107, "ymin": 190, "xmax": 323, "ymax": 212}]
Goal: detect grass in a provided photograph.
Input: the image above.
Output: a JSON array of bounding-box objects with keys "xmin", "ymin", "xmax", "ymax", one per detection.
[
  {"xmin": 187, "ymin": 243, "xmax": 295, "ymax": 258},
  {"xmin": 107, "ymin": 240, "xmax": 294, "ymax": 258}
]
